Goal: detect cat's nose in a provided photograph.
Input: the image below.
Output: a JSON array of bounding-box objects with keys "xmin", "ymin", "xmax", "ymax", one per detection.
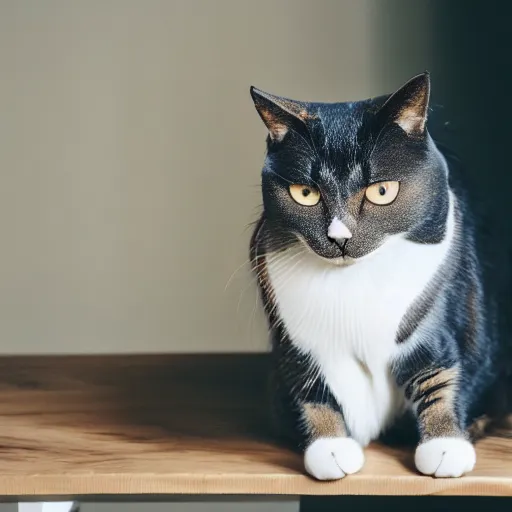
[{"xmin": 327, "ymin": 217, "xmax": 352, "ymax": 241}]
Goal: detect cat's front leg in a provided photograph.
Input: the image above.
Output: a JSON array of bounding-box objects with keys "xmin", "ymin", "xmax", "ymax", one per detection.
[
  {"xmin": 272, "ymin": 342, "xmax": 365, "ymax": 480},
  {"xmin": 404, "ymin": 365, "xmax": 476, "ymax": 478},
  {"xmin": 300, "ymin": 402, "xmax": 365, "ymax": 480}
]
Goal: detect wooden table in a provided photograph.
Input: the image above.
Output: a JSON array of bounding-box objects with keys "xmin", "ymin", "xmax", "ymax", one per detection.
[{"xmin": 0, "ymin": 354, "xmax": 511, "ymax": 510}]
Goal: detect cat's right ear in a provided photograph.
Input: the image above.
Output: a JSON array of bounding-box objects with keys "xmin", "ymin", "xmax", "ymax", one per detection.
[
  {"xmin": 377, "ymin": 72, "xmax": 431, "ymax": 137},
  {"xmin": 250, "ymin": 87, "xmax": 311, "ymax": 142}
]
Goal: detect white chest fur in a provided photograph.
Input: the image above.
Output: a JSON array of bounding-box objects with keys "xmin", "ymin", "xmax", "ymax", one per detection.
[{"xmin": 266, "ymin": 200, "xmax": 455, "ymax": 446}]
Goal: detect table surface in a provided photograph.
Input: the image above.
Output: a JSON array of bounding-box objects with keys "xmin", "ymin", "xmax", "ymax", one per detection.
[{"xmin": 0, "ymin": 354, "xmax": 510, "ymax": 498}]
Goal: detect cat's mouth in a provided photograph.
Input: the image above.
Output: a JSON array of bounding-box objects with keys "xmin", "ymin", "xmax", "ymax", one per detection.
[
  {"xmin": 322, "ymin": 239, "xmax": 356, "ymax": 266},
  {"xmin": 294, "ymin": 233, "xmax": 358, "ymax": 266},
  {"xmin": 334, "ymin": 238, "xmax": 349, "ymax": 258},
  {"xmin": 325, "ymin": 255, "xmax": 357, "ymax": 267}
]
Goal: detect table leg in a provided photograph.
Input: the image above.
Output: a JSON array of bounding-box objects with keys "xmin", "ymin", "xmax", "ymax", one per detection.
[{"xmin": 18, "ymin": 503, "xmax": 78, "ymax": 512}]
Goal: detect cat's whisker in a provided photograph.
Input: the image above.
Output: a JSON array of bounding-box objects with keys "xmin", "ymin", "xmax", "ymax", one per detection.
[
  {"xmin": 253, "ymin": 249, "xmax": 287, "ymax": 266},
  {"xmin": 247, "ymin": 279, "xmax": 263, "ymax": 349},
  {"xmin": 266, "ymin": 254, "xmax": 307, "ymax": 304},
  {"xmin": 224, "ymin": 259, "xmax": 251, "ymax": 292},
  {"xmin": 262, "ymin": 250, "xmax": 307, "ymax": 286},
  {"xmin": 245, "ymin": 250, "xmax": 301, "ymax": 347},
  {"xmin": 239, "ymin": 251, "xmax": 293, "ymax": 316},
  {"xmin": 262, "ymin": 252, "xmax": 309, "ymax": 332},
  {"xmin": 295, "ymin": 364, "xmax": 321, "ymax": 399},
  {"xmin": 251, "ymin": 250, "xmax": 302, "ymax": 283},
  {"xmin": 256, "ymin": 250, "xmax": 298, "ymax": 277},
  {"xmin": 237, "ymin": 273, "xmax": 262, "ymax": 314}
]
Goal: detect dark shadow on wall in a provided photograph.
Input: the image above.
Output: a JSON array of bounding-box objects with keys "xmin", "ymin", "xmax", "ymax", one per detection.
[
  {"xmin": 374, "ymin": 0, "xmax": 511, "ymax": 363},
  {"xmin": 431, "ymin": 0, "xmax": 512, "ymax": 377},
  {"xmin": 373, "ymin": 0, "xmax": 511, "ymax": 228},
  {"xmin": 431, "ymin": 0, "xmax": 512, "ymax": 220}
]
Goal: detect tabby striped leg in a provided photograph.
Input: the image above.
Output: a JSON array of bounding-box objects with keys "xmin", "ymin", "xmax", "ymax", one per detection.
[
  {"xmin": 301, "ymin": 402, "xmax": 365, "ymax": 481},
  {"xmin": 271, "ymin": 343, "xmax": 365, "ymax": 481},
  {"xmin": 405, "ymin": 366, "xmax": 476, "ymax": 478}
]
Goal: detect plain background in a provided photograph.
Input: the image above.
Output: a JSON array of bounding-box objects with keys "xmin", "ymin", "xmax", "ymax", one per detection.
[
  {"xmin": 1, "ymin": 1, "xmax": 511, "ymax": 511},
  {"xmin": 0, "ymin": 0, "xmax": 432, "ymax": 355}
]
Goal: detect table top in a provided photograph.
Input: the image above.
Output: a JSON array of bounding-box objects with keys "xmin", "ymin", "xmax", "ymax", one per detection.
[{"xmin": 0, "ymin": 354, "xmax": 510, "ymax": 498}]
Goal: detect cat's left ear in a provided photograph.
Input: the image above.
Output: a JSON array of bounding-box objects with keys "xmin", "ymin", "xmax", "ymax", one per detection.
[
  {"xmin": 250, "ymin": 87, "xmax": 311, "ymax": 142},
  {"xmin": 378, "ymin": 72, "xmax": 431, "ymax": 136}
]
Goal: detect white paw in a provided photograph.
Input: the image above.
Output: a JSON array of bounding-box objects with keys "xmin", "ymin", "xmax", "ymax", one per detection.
[
  {"xmin": 415, "ymin": 437, "xmax": 476, "ymax": 478},
  {"xmin": 304, "ymin": 437, "xmax": 365, "ymax": 481}
]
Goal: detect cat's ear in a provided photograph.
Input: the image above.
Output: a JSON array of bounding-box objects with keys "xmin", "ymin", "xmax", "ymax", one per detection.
[
  {"xmin": 378, "ymin": 72, "xmax": 430, "ymax": 136},
  {"xmin": 250, "ymin": 87, "xmax": 311, "ymax": 142}
]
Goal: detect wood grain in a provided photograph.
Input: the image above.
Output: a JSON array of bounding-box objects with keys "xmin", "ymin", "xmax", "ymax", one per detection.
[{"xmin": 0, "ymin": 354, "xmax": 509, "ymax": 497}]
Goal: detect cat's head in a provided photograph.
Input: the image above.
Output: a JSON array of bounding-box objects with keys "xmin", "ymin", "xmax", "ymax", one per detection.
[{"xmin": 250, "ymin": 73, "xmax": 451, "ymax": 265}]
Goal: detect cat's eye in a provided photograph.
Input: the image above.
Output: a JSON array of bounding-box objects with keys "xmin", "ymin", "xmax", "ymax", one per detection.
[
  {"xmin": 365, "ymin": 181, "xmax": 400, "ymax": 205},
  {"xmin": 289, "ymin": 184, "xmax": 321, "ymax": 206}
]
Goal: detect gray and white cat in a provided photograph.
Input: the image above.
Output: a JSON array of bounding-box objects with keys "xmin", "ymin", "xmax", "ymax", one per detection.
[{"xmin": 249, "ymin": 73, "xmax": 508, "ymax": 480}]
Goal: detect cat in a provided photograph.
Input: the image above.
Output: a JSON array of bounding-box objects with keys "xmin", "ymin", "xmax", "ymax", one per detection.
[{"xmin": 248, "ymin": 72, "xmax": 510, "ymax": 480}]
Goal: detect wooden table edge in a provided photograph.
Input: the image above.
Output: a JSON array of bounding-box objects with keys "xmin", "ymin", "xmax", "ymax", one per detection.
[{"xmin": 0, "ymin": 474, "xmax": 510, "ymax": 498}]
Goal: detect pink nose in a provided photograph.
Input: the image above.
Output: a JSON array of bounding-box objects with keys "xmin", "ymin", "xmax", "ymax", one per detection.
[{"xmin": 328, "ymin": 218, "xmax": 352, "ymax": 240}]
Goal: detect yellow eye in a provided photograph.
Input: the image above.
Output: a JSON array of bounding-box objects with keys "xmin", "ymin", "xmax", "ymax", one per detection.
[
  {"xmin": 289, "ymin": 184, "xmax": 321, "ymax": 206},
  {"xmin": 365, "ymin": 181, "xmax": 400, "ymax": 205}
]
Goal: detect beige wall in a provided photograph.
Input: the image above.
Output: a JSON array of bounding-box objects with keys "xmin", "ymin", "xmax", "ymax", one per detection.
[{"xmin": 0, "ymin": 0, "xmax": 430, "ymax": 354}]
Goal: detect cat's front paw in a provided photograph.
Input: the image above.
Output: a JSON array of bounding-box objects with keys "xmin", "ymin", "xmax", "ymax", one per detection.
[
  {"xmin": 304, "ymin": 437, "xmax": 365, "ymax": 481},
  {"xmin": 415, "ymin": 437, "xmax": 476, "ymax": 478}
]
